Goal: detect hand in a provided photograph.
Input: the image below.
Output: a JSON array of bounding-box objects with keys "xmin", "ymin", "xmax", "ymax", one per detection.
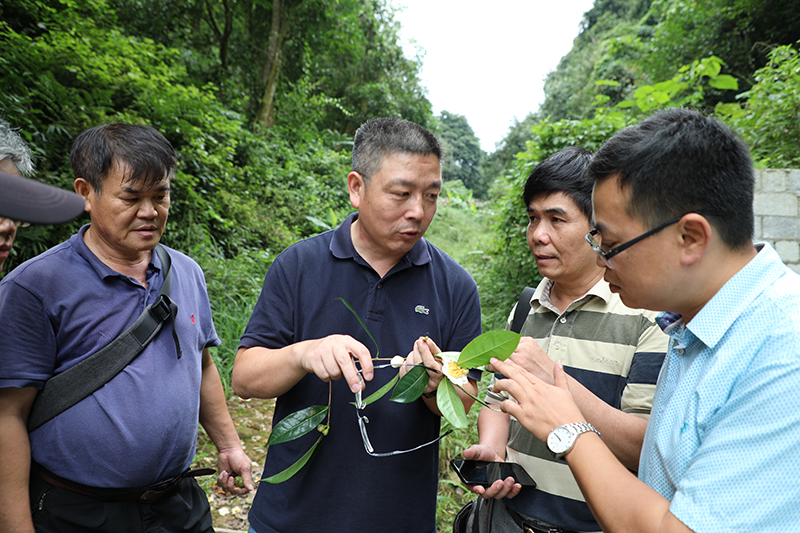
[
  {"xmin": 508, "ymin": 337, "xmax": 555, "ymax": 384},
  {"xmin": 301, "ymin": 334, "xmax": 374, "ymax": 393},
  {"xmin": 488, "ymin": 358, "xmax": 585, "ymax": 442},
  {"xmin": 402, "ymin": 337, "xmax": 444, "ymax": 394},
  {"xmin": 215, "ymin": 447, "xmax": 255, "ymax": 495},
  {"xmin": 461, "ymin": 445, "xmax": 521, "ymax": 500}
]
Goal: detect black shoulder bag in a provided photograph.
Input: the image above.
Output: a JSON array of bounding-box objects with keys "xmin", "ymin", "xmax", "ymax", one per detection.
[{"xmin": 27, "ymin": 245, "xmax": 180, "ymax": 432}]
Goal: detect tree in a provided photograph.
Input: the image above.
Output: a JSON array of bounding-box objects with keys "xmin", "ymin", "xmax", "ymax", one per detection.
[{"xmin": 436, "ymin": 111, "xmax": 488, "ymax": 198}]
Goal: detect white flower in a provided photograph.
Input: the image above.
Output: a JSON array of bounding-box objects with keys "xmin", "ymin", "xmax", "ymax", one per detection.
[
  {"xmin": 391, "ymin": 355, "xmax": 406, "ymax": 368},
  {"xmin": 440, "ymin": 351, "xmax": 469, "ymax": 386}
]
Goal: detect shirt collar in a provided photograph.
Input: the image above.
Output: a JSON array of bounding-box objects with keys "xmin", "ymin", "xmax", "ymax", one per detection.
[
  {"xmin": 684, "ymin": 243, "xmax": 783, "ymax": 349},
  {"xmin": 330, "ymin": 212, "xmax": 431, "ymax": 267},
  {"xmin": 533, "ymin": 276, "xmax": 612, "ymax": 313},
  {"xmin": 71, "ymin": 224, "xmax": 162, "ymax": 283}
]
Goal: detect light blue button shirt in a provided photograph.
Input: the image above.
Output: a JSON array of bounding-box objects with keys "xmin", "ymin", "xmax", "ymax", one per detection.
[{"xmin": 640, "ymin": 244, "xmax": 800, "ymax": 532}]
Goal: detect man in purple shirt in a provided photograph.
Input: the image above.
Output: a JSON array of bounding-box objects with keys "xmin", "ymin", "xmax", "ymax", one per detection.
[{"xmin": 0, "ymin": 123, "xmax": 253, "ymax": 533}]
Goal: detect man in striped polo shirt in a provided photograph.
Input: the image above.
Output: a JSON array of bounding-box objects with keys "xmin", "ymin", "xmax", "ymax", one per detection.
[{"xmin": 462, "ymin": 147, "xmax": 668, "ymax": 533}]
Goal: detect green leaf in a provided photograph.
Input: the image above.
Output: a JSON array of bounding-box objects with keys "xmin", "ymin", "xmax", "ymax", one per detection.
[
  {"xmin": 391, "ymin": 365, "xmax": 428, "ymax": 403},
  {"xmin": 262, "ymin": 435, "xmax": 324, "ymax": 484},
  {"xmin": 709, "ymin": 74, "xmax": 738, "ymax": 90},
  {"xmin": 267, "ymin": 405, "xmax": 329, "ymax": 446},
  {"xmin": 337, "ymin": 297, "xmax": 379, "ymax": 358},
  {"xmin": 436, "ymin": 379, "xmax": 468, "ymax": 429},
  {"xmin": 457, "ymin": 331, "xmax": 522, "ymax": 368},
  {"xmin": 360, "ymin": 373, "xmax": 400, "ymax": 407}
]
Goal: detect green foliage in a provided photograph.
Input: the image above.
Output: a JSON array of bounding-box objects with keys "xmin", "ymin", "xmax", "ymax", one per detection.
[
  {"xmin": 436, "ymin": 110, "xmax": 489, "ymax": 199},
  {"xmin": 267, "ymin": 405, "xmax": 330, "ymax": 446},
  {"xmin": 721, "ymin": 43, "xmax": 800, "ymax": 169}
]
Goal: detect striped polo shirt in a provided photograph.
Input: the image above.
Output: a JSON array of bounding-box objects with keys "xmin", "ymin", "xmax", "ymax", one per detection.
[{"xmin": 487, "ymin": 277, "xmax": 668, "ymax": 532}]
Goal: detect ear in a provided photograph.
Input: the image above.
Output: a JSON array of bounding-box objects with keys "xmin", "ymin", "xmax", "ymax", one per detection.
[
  {"xmin": 677, "ymin": 214, "xmax": 712, "ymax": 266},
  {"xmin": 73, "ymin": 178, "xmax": 94, "ymax": 213},
  {"xmin": 347, "ymin": 171, "xmax": 365, "ymax": 209}
]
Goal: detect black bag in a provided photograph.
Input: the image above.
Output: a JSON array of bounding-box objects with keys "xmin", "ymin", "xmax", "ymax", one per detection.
[{"xmin": 453, "ymin": 498, "xmax": 495, "ymax": 533}]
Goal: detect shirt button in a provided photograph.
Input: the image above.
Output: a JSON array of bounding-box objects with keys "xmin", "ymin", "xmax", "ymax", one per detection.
[
  {"xmin": 675, "ymin": 348, "xmax": 685, "ymax": 355},
  {"xmin": 559, "ymin": 317, "xmax": 567, "ymax": 324},
  {"xmin": 554, "ymin": 343, "xmax": 561, "ymax": 350},
  {"xmin": 377, "ymin": 283, "xmax": 382, "ymax": 289}
]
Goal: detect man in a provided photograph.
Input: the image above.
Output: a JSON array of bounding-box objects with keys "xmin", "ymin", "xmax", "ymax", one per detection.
[
  {"xmin": 0, "ymin": 123, "xmax": 253, "ymax": 533},
  {"xmin": 0, "ymin": 118, "xmax": 84, "ymax": 272},
  {"xmin": 233, "ymin": 117, "xmax": 482, "ymax": 533},
  {"xmin": 491, "ymin": 108, "xmax": 800, "ymax": 532},
  {"xmin": 462, "ymin": 147, "xmax": 667, "ymax": 532}
]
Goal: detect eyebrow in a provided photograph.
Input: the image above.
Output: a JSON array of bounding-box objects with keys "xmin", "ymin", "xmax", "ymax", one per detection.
[
  {"xmin": 390, "ymin": 178, "xmax": 442, "ymax": 190},
  {"xmin": 527, "ymin": 206, "xmax": 569, "ymax": 216},
  {"xmin": 122, "ymin": 184, "xmax": 171, "ymax": 194}
]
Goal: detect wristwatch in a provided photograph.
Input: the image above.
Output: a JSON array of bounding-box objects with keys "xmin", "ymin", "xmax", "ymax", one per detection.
[{"xmin": 546, "ymin": 422, "xmax": 600, "ymax": 460}]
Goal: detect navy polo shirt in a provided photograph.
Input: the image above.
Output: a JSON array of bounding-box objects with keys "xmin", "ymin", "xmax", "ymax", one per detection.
[
  {"xmin": 241, "ymin": 212, "xmax": 482, "ymax": 533},
  {"xmin": 0, "ymin": 225, "xmax": 220, "ymax": 487}
]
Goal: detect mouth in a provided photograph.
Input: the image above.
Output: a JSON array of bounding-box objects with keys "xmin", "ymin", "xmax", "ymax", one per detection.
[
  {"xmin": 133, "ymin": 226, "xmax": 159, "ymax": 237},
  {"xmin": 397, "ymin": 227, "xmax": 422, "ymax": 240}
]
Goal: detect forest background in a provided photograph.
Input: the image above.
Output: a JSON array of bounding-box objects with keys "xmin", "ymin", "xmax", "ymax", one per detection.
[{"xmin": 2, "ymin": 0, "xmax": 800, "ymax": 529}]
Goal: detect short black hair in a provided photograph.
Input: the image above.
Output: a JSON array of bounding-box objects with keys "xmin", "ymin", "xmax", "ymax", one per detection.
[
  {"xmin": 352, "ymin": 118, "xmax": 443, "ymax": 181},
  {"xmin": 523, "ymin": 146, "xmax": 594, "ymax": 220},
  {"xmin": 586, "ymin": 108, "xmax": 754, "ymax": 251},
  {"xmin": 70, "ymin": 123, "xmax": 177, "ymax": 193}
]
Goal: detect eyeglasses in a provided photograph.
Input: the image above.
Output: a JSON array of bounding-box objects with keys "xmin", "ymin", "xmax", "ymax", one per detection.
[
  {"xmin": 354, "ymin": 364, "xmax": 452, "ymax": 457},
  {"xmin": 585, "ymin": 215, "xmax": 687, "ymax": 269}
]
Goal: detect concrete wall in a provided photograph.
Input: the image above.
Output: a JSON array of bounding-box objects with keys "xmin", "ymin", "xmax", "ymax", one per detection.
[{"xmin": 754, "ymin": 169, "xmax": 800, "ymax": 274}]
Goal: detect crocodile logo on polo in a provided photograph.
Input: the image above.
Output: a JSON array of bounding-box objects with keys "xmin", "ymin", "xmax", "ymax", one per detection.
[{"xmin": 414, "ymin": 305, "xmax": 430, "ymax": 315}]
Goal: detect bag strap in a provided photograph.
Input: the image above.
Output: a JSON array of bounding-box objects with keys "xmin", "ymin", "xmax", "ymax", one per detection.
[
  {"xmin": 510, "ymin": 286, "xmax": 535, "ymax": 334},
  {"xmin": 27, "ymin": 244, "xmax": 177, "ymax": 432}
]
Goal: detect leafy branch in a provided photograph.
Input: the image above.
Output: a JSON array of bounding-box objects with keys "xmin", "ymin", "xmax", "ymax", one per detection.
[{"xmin": 261, "ymin": 299, "xmax": 521, "ymax": 482}]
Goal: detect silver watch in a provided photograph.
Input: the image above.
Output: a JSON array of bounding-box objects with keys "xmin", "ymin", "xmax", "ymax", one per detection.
[{"xmin": 546, "ymin": 422, "xmax": 600, "ymax": 460}]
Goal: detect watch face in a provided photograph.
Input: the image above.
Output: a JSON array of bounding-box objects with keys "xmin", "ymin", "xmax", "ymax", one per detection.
[{"xmin": 547, "ymin": 425, "xmax": 575, "ymax": 454}]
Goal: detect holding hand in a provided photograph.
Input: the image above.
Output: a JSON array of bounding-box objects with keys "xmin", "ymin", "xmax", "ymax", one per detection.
[
  {"xmin": 402, "ymin": 337, "xmax": 445, "ymax": 395},
  {"xmin": 216, "ymin": 447, "xmax": 256, "ymax": 495},
  {"xmin": 489, "ymin": 358, "xmax": 585, "ymax": 442},
  {"xmin": 509, "ymin": 336, "xmax": 556, "ymax": 385},
  {"xmin": 301, "ymin": 334, "xmax": 374, "ymax": 393},
  {"xmin": 461, "ymin": 444, "xmax": 522, "ymax": 500}
]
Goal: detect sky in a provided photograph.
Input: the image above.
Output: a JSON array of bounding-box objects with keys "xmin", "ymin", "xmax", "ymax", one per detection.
[{"xmin": 392, "ymin": 0, "xmax": 596, "ymax": 153}]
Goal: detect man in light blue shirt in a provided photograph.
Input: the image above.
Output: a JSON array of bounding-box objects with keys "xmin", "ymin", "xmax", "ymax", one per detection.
[{"xmin": 489, "ymin": 108, "xmax": 800, "ymax": 533}]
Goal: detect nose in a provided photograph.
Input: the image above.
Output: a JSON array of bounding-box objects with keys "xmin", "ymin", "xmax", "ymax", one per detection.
[
  {"xmin": 405, "ymin": 194, "xmax": 425, "ymax": 220},
  {"xmin": 137, "ymin": 199, "xmax": 158, "ymax": 219},
  {"xmin": 528, "ymin": 221, "xmax": 550, "ymax": 245}
]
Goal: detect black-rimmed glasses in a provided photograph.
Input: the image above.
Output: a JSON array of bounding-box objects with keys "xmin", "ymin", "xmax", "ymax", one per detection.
[
  {"xmin": 585, "ymin": 215, "xmax": 686, "ymax": 269},
  {"xmin": 354, "ymin": 364, "xmax": 452, "ymax": 457}
]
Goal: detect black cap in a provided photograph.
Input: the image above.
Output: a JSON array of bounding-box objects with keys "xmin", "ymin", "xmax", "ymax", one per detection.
[{"xmin": 0, "ymin": 170, "xmax": 85, "ymax": 224}]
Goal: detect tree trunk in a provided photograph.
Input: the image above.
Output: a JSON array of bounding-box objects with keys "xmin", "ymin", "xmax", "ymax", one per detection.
[{"xmin": 253, "ymin": 0, "xmax": 288, "ymax": 130}]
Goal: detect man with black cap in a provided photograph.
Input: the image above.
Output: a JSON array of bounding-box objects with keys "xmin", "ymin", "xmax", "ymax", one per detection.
[{"xmin": 0, "ymin": 117, "xmax": 85, "ymax": 272}]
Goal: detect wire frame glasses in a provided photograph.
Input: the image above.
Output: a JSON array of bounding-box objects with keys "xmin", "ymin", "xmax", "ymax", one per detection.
[{"xmin": 354, "ymin": 364, "xmax": 452, "ymax": 457}]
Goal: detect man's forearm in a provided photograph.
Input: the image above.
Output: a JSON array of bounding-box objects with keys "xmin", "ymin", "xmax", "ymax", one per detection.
[
  {"xmin": 566, "ymin": 377, "xmax": 647, "ymax": 470},
  {"xmin": 0, "ymin": 388, "xmax": 38, "ymax": 533},
  {"xmin": 477, "ymin": 405, "xmax": 510, "ymax": 460}
]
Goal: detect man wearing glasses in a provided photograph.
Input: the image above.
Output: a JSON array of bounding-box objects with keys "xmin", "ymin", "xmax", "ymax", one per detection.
[
  {"xmin": 234, "ymin": 118, "xmax": 482, "ymax": 533},
  {"xmin": 491, "ymin": 108, "xmax": 800, "ymax": 532},
  {"xmin": 461, "ymin": 147, "xmax": 667, "ymax": 533}
]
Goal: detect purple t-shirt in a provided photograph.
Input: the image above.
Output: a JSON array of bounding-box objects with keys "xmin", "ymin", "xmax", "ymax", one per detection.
[{"xmin": 0, "ymin": 225, "xmax": 220, "ymax": 487}]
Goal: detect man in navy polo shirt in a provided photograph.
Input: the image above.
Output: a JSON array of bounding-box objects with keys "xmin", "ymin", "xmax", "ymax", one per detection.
[
  {"xmin": 233, "ymin": 117, "xmax": 483, "ymax": 533},
  {"xmin": 0, "ymin": 123, "xmax": 253, "ymax": 533}
]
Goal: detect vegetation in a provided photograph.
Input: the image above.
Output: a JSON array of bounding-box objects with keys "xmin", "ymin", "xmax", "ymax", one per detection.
[{"xmin": 2, "ymin": 0, "xmax": 799, "ymax": 530}]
